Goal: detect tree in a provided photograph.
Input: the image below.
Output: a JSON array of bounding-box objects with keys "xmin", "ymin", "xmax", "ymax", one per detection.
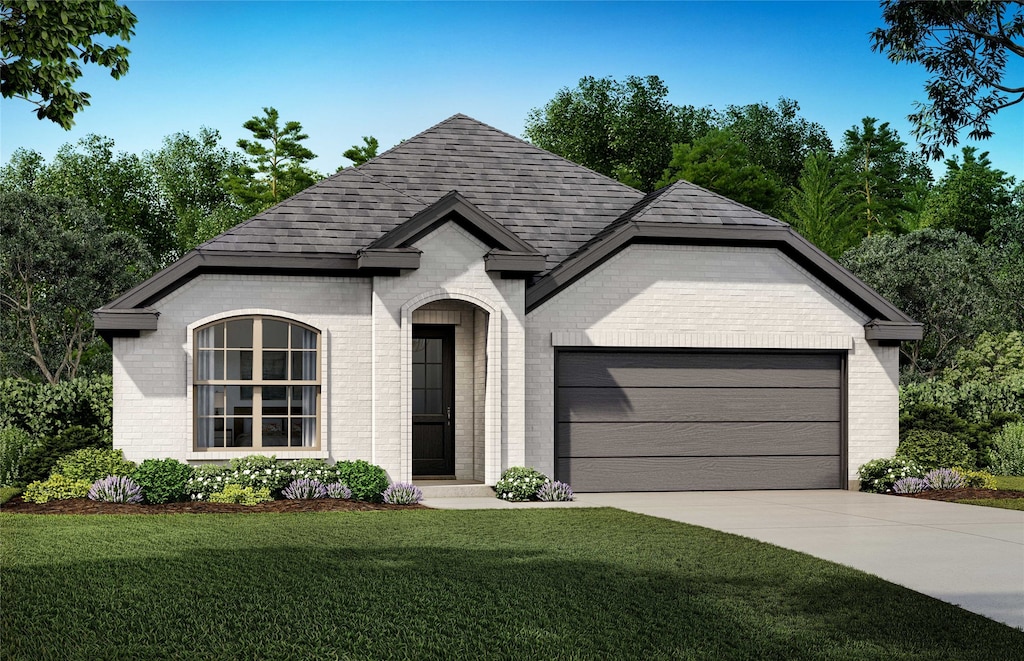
[
  {"xmin": 719, "ymin": 98, "xmax": 833, "ymax": 188},
  {"xmin": 524, "ymin": 75, "xmax": 713, "ymax": 191},
  {"xmin": 341, "ymin": 136, "xmax": 379, "ymax": 168},
  {"xmin": 872, "ymin": 1, "xmax": 1024, "ymax": 160},
  {"xmin": 229, "ymin": 107, "xmax": 320, "ymax": 208},
  {"xmin": 1, "ymin": 0, "xmax": 137, "ymax": 129},
  {"xmin": 923, "ymin": 146, "xmax": 1014, "ymax": 241},
  {"xmin": 784, "ymin": 152, "xmax": 856, "ymax": 258},
  {"xmin": 838, "ymin": 117, "xmax": 931, "ymax": 237},
  {"xmin": 0, "ymin": 192, "xmax": 154, "ymax": 383},
  {"xmin": 146, "ymin": 127, "xmax": 249, "ymax": 252},
  {"xmin": 841, "ymin": 228, "xmax": 1008, "ymax": 378},
  {"xmin": 657, "ymin": 129, "xmax": 786, "ymax": 215}
]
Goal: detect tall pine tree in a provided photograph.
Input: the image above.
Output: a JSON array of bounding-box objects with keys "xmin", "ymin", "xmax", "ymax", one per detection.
[{"xmin": 229, "ymin": 107, "xmax": 320, "ymax": 209}]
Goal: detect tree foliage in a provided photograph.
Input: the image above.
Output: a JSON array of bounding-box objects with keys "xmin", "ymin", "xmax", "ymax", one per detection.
[
  {"xmin": 229, "ymin": 107, "xmax": 320, "ymax": 208},
  {"xmin": 524, "ymin": 75, "xmax": 713, "ymax": 191},
  {"xmin": 923, "ymin": 146, "xmax": 1014, "ymax": 241},
  {"xmin": 342, "ymin": 136, "xmax": 379, "ymax": 168},
  {"xmin": 872, "ymin": 0, "xmax": 1024, "ymax": 160},
  {"xmin": 0, "ymin": 192, "xmax": 153, "ymax": 383},
  {"xmin": 0, "ymin": 0, "xmax": 137, "ymax": 129},
  {"xmin": 784, "ymin": 151, "xmax": 856, "ymax": 258}
]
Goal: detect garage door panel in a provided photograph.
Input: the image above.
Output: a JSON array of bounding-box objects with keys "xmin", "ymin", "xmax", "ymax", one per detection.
[
  {"xmin": 558, "ymin": 387, "xmax": 841, "ymax": 423},
  {"xmin": 557, "ymin": 456, "xmax": 842, "ymax": 492},
  {"xmin": 557, "ymin": 421, "xmax": 841, "ymax": 457},
  {"xmin": 558, "ymin": 353, "xmax": 841, "ymax": 388}
]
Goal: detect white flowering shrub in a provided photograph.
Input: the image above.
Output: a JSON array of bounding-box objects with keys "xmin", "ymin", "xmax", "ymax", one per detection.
[
  {"xmin": 185, "ymin": 456, "xmax": 381, "ymax": 501},
  {"xmin": 494, "ymin": 466, "xmax": 549, "ymax": 501},
  {"xmin": 857, "ymin": 457, "xmax": 925, "ymax": 493}
]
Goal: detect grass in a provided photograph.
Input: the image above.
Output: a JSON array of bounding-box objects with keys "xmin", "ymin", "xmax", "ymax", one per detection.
[
  {"xmin": 2, "ymin": 509, "xmax": 1022, "ymax": 660},
  {"xmin": 992, "ymin": 475, "xmax": 1024, "ymax": 491},
  {"xmin": 0, "ymin": 487, "xmax": 22, "ymax": 505},
  {"xmin": 956, "ymin": 498, "xmax": 1024, "ymax": 511}
]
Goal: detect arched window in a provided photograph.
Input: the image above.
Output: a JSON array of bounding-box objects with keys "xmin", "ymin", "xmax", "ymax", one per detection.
[{"xmin": 194, "ymin": 316, "xmax": 320, "ymax": 450}]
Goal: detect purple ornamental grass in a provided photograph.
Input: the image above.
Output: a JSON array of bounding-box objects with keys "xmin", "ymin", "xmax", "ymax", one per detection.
[
  {"xmin": 536, "ymin": 480, "xmax": 575, "ymax": 502},
  {"xmin": 924, "ymin": 468, "xmax": 966, "ymax": 490},
  {"xmin": 88, "ymin": 475, "xmax": 144, "ymax": 504},
  {"xmin": 281, "ymin": 478, "xmax": 328, "ymax": 500},
  {"xmin": 326, "ymin": 482, "xmax": 352, "ymax": 500},
  {"xmin": 382, "ymin": 482, "xmax": 423, "ymax": 505},
  {"xmin": 893, "ymin": 477, "xmax": 929, "ymax": 494}
]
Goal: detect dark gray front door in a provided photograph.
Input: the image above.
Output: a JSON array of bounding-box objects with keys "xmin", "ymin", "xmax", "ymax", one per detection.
[
  {"xmin": 555, "ymin": 350, "xmax": 844, "ymax": 492},
  {"xmin": 412, "ymin": 325, "xmax": 455, "ymax": 476}
]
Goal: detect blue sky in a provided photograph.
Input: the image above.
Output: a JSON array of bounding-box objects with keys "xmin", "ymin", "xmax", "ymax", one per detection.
[{"xmin": 2, "ymin": 0, "xmax": 1022, "ymax": 181}]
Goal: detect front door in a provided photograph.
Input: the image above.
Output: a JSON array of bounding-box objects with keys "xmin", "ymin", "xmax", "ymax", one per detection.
[{"xmin": 412, "ymin": 325, "xmax": 455, "ymax": 476}]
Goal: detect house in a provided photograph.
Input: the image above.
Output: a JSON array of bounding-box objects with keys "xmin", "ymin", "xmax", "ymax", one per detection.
[{"xmin": 94, "ymin": 114, "xmax": 921, "ymax": 492}]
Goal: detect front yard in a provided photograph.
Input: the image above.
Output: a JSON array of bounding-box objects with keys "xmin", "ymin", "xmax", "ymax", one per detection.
[{"xmin": 2, "ymin": 508, "xmax": 1021, "ymax": 660}]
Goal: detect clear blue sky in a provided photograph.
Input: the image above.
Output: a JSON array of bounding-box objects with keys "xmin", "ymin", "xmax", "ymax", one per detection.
[{"xmin": 2, "ymin": 0, "xmax": 1022, "ymax": 181}]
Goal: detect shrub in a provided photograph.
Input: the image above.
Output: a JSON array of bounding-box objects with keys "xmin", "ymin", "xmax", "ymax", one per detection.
[
  {"xmin": 955, "ymin": 468, "xmax": 997, "ymax": 489},
  {"xmin": 54, "ymin": 448, "xmax": 135, "ymax": 484},
  {"xmin": 896, "ymin": 429, "xmax": 974, "ymax": 470},
  {"xmin": 990, "ymin": 422, "xmax": 1024, "ymax": 476},
  {"xmin": 282, "ymin": 478, "xmax": 328, "ymax": 500},
  {"xmin": 19, "ymin": 426, "xmax": 111, "ymax": 485},
  {"xmin": 23, "ymin": 474, "xmax": 91, "ymax": 503},
  {"xmin": 0, "ymin": 426, "xmax": 37, "ymax": 487},
  {"xmin": 924, "ymin": 468, "xmax": 966, "ymax": 490},
  {"xmin": 893, "ymin": 477, "xmax": 929, "ymax": 494},
  {"xmin": 0, "ymin": 375, "xmax": 113, "ymax": 439},
  {"xmin": 326, "ymin": 482, "xmax": 352, "ymax": 500},
  {"xmin": 88, "ymin": 476, "xmax": 144, "ymax": 504},
  {"xmin": 857, "ymin": 457, "xmax": 925, "ymax": 493},
  {"xmin": 382, "ymin": 482, "xmax": 423, "ymax": 505},
  {"xmin": 536, "ymin": 480, "xmax": 575, "ymax": 502},
  {"xmin": 495, "ymin": 466, "xmax": 549, "ymax": 501},
  {"xmin": 281, "ymin": 458, "xmax": 338, "ymax": 485},
  {"xmin": 334, "ymin": 460, "xmax": 389, "ymax": 502},
  {"xmin": 208, "ymin": 484, "xmax": 272, "ymax": 505},
  {"xmin": 225, "ymin": 454, "xmax": 291, "ymax": 493},
  {"xmin": 185, "ymin": 464, "xmax": 230, "ymax": 501},
  {"xmin": 133, "ymin": 458, "xmax": 192, "ymax": 504}
]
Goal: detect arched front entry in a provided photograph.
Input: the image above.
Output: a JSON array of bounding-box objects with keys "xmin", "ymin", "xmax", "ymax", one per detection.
[{"xmin": 401, "ymin": 291, "xmax": 502, "ymax": 484}]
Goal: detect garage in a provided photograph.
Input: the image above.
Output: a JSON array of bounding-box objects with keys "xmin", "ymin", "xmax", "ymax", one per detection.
[{"xmin": 555, "ymin": 350, "xmax": 845, "ymax": 492}]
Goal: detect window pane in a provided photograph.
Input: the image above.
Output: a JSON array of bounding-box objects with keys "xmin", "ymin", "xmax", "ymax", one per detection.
[
  {"xmin": 197, "ymin": 326, "xmax": 218, "ymax": 349},
  {"xmin": 227, "ymin": 418, "xmax": 253, "ymax": 447},
  {"xmin": 196, "ymin": 385, "xmax": 216, "ymax": 417},
  {"xmin": 426, "ymin": 364, "xmax": 441, "ymax": 389},
  {"xmin": 197, "ymin": 349, "xmax": 217, "ymax": 381},
  {"xmin": 264, "ymin": 320, "xmax": 289, "ymax": 348},
  {"xmin": 290, "ymin": 418, "xmax": 313, "ymax": 447},
  {"xmin": 412, "ymin": 364, "xmax": 425, "ymax": 389},
  {"xmin": 227, "ymin": 351, "xmax": 253, "ymax": 380},
  {"xmin": 226, "ymin": 386, "xmax": 251, "ymax": 416},
  {"xmin": 226, "ymin": 319, "xmax": 253, "ymax": 348},
  {"xmin": 425, "ymin": 389, "xmax": 441, "ymax": 414},
  {"xmin": 291, "ymin": 351, "xmax": 316, "ymax": 380},
  {"xmin": 291, "ymin": 387, "xmax": 317, "ymax": 416},
  {"xmin": 262, "ymin": 418, "xmax": 288, "ymax": 446},
  {"xmin": 412, "ymin": 339, "xmax": 425, "ymax": 362},
  {"xmin": 293, "ymin": 325, "xmax": 317, "ymax": 350},
  {"xmin": 426, "ymin": 338, "xmax": 441, "ymax": 363},
  {"xmin": 412, "ymin": 390, "xmax": 425, "ymax": 414},
  {"xmin": 214, "ymin": 352, "xmax": 224, "ymax": 380},
  {"xmin": 196, "ymin": 417, "xmax": 216, "ymax": 448},
  {"xmin": 263, "ymin": 351, "xmax": 287, "ymax": 379},
  {"xmin": 263, "ymin": 386, "xmax": 287, "ymax": 415}
]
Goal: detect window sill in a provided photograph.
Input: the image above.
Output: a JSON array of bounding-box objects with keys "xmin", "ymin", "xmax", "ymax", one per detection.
[{"xmin": 187, "ymin": 449, "xmax": 329, "ymax": 461}]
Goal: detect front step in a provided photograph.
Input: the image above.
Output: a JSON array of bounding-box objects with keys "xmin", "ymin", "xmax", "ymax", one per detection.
[{"xmin": 415, "ymin": 482, "xmax": 495, "ymax": 499}]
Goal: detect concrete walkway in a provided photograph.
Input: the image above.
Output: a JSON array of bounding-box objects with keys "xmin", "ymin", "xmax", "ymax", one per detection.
[{"xmin": 424, "ymin": 490, "xmax": 1024, "ymax": 630}]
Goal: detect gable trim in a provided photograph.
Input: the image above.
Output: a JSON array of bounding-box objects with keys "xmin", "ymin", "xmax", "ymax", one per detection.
[{"xmin": 525, "ymin": 222, "xmax": 923, "ymax": 337}]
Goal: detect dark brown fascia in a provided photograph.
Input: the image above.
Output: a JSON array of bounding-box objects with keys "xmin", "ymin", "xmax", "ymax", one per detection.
[
  {"xmin": 525, "ymin": 222, "xmax": 923, "ymax": 336},
  {"xmin": 864, "ymin": 320, "xmax": 924, "ymax": 341},
  {"xmin": 356, "ymin": 247, "xmax": 422, "ymax": 270},
  {"xmin": 484, "ymin": 250, "xmax": 547, "ymax": 274},
  {"xmin": 370, "ymin": 190, "xmax": 541, "ymax": 256}
]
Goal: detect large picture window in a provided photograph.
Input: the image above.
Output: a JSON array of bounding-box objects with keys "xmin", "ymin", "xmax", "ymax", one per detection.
[{"xmin": 194, "ymin": 317, "xmax": 320, "ymax": 450}]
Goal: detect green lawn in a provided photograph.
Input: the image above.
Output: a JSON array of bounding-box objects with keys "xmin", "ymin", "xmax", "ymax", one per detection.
[
  {"xmin": 2, "ymin": 509, "xmax": 1021, "ymax": 660},
  {"xmin": 0, "ymin": 487, "xmax": 21, "ymax": 505},
  {"xmin": 956, "ymin": 498, "xmax": 1024, "ymax": 511},
  {"xmin": 992, "ymin": 475, "xmax": 1024, "ymax": 491}
]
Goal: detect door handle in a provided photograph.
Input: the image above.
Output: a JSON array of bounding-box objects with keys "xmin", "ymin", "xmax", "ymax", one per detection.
[{"xmin": 447, "ymin": 406, "xmax": 452, "ymax": 424}]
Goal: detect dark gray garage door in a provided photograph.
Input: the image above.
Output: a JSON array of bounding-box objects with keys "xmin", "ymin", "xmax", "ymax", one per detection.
[{"xmin": 555, "ymin": 351, "xmax": 844, "ymax": 492}]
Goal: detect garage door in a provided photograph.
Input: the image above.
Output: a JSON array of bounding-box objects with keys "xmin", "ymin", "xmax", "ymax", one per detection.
[{"xmin": 555, "ymin": 351, "xmax": 844, "ymax": 492}]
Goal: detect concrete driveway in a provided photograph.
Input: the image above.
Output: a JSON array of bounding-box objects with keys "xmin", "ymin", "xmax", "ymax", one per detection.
[{"xmin": 425, "ymin": 489, "xmax": 1024, "ymax": 629}]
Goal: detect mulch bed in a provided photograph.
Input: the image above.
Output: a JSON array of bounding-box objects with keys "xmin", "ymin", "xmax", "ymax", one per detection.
[
  {"xmin": 1, "ymin": 497, "xmax": 426, "ymax": 515},
  {"xmin": 899, "ymin": 488, "xmax": 1024, "ymax": 502}
]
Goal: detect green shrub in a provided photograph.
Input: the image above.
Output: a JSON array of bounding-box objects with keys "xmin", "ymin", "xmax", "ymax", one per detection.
[
  {"xmin": 495, "ymin": 466, "xmax": 549, "ymax": 501},
  {"xmin": 857, "ymin": 457, "xmax": 925, "ymax": 493},
  {"xmin": 0, "ymin": 375, "xmax": 112, "ymax": 439},
  {"xmin": 334, "ymin": 460, "xmax": 389, "ymax": 502},
  {"xmin": 185, "ymin": 464, "xmax": 230, "ymax": 501},
  {"xmin": 19, "ymin": 426, "xmax": 112, "ymax": 485},
  {"xmin": 226, "ymin": 454, "xmax": 292, "ymax": 493},
  {"xmin": 0, "ymin": 487, "xmax": 23, "ymax": 505},
  {"xmin": 133, "ymin": 458, "xmax": 192, "ymax": 504},
  {"xmin": 896, "ymin": 429, "xmax": 975, "ymax": 470},
  {"xmin": 282, "ymin": 458, "xmax": 338, "ymax": 485},
  {"xmin": 207, "ymin": 484, "xmax": 272, "ymax": 505},
  {"xmin": 954, "ymin": 468, "xmax": 997, "ymax": 490},
  {"xmin": 23, "ymin": 474, "xmax": 92, "ymax": 503},
  {"xmin": 990, "ymin": 422, "xmax": 1024, "ymax": 476},
  {"xmin": 0, "ymin": 426, "xmax": 38, "ymax": 487},
  {"xmin": 54, "ymin": 448, "xmax": 135, "ymax": 484}
]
